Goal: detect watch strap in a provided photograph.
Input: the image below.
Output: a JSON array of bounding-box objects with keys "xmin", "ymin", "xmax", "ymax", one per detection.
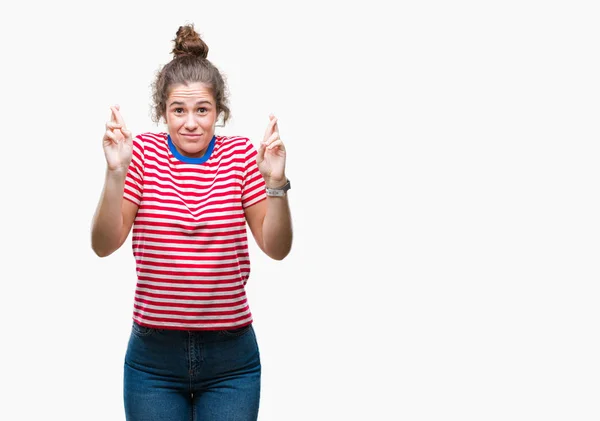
[{"xmin": 266, "ymin": 179, "xmax": 291, "ymax": 197}]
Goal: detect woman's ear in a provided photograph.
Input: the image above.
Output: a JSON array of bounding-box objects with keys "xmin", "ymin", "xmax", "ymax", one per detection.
[{"xmin": 215, "ymin": 112, "xmax": 225, "ymax": 128}]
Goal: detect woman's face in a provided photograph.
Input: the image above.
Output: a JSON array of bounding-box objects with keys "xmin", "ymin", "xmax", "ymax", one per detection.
[{"xmin": 165, "ymin": 82, "xmax": 218, "ymax": 158}]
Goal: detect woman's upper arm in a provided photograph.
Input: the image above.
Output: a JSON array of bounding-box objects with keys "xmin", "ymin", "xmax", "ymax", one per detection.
[
  {"xmin": 119, "ymin": 199, "xmax": 139, "ymax": 247},
  {"xmin": 244, "ymin": 199, "xmax": 267, "ymax": 253}
]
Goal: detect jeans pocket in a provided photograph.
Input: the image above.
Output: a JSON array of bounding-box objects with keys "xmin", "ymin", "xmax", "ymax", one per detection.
[
  {"xmin": 131, "ymin": 321, "xmax": 157, "ymax": 338},
  {"xmin": 218, "ymin": 324, "xmax": 252, "ymax": 338}
]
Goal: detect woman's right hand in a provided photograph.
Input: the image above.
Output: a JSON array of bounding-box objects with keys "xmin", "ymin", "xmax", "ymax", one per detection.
[{"xmin": 103, "ymin": 105, "xmax": 133, "ymax": 172}]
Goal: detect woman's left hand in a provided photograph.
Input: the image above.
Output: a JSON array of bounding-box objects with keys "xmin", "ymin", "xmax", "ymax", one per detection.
[{"xmin": 257, "ymin": 114, "xmax": 287, "ymax": 188}]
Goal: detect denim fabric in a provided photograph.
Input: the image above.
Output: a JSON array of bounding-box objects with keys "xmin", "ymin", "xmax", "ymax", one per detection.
[{"xmin": 124, "ymin": 322, "xmax": 261, "ymax": 421}]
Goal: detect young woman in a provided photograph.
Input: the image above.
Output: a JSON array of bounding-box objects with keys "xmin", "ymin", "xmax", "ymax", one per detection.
[{"xmin": 91, "ymin": 24, "xmax": 293, "ymax": 421}]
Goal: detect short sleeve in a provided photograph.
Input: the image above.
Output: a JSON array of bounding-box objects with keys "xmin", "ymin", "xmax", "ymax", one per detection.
[
  {"xmin": 241, "ymin": 138, "xmax": 267, "ymax": 208},
  {"xmin": 123, "ymin": 135, "xmax": 145, "ymax": 206}
]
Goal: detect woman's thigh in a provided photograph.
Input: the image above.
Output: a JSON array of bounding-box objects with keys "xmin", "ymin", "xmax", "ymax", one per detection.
[
  {"xmin": 123, "ymin": 322, "xmax": 191, "ymax": 421},
  {"xmin": 192, "ymin": 324, "xmax": 261, "ymax": 421}
]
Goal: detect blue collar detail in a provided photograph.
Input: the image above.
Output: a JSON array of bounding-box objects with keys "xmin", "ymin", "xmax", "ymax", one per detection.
[{"xmin": 167, "ymin": 134, "xmax": 216, "ymax": 164}]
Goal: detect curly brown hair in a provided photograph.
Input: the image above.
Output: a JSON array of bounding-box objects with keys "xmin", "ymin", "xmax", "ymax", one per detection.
[{"xmin": 151, "ymin": 24, "xmax": 230, "ymax": 125}]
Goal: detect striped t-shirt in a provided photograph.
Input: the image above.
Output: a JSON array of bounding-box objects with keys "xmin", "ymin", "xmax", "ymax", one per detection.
[{"xmin": 123, "ymin": 132, "xmax": 267, "ymax": 330}]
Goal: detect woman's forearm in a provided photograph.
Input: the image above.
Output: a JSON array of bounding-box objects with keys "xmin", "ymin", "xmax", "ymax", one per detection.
[
  {"xmin": 261, "ymin": 195, "xmax": 293, "ymax": 260},
  {"xmin": 91, "ymin": 169, "xmax": 127, "ymax": 257}
]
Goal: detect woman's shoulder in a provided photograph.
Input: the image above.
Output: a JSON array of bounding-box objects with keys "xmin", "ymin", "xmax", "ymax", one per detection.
[
  {"xmin": 135, "ymin": 132, "xmax": 168, "ymax": 144},
  {"xmin": 216, "ymin": 135, "xmax": 255, "ymax": 152},
  {"xmin": 132, "ymin": 132, "xmax": 168, "ymax": 153},
  {"xmin": 216, "ymin": 134, "xmax": 250, "ymax": 144}
]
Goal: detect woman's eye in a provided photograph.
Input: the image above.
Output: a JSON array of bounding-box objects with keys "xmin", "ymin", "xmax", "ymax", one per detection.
[
  {"xmin": 198, "ymin": 108, "xmax": 207, "ymax": 113},
  {"xmin": 174, "ymin": 108, "xmax": 184, "ymax": 114}
]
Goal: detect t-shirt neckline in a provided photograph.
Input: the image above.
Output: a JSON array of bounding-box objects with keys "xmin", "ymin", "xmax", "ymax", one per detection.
[{"xmin": 167, "ymin": 134, "xmax": 217, "ymax": 164}]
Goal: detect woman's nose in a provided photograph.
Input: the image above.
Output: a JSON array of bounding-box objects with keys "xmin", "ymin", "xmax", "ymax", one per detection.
[{"xmin": 184, "ymin": 114, "xmax": 198, "ymax": 130}]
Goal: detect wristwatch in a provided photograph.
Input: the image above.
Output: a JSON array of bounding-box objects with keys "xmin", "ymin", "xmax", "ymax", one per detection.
[{"xmin": 266, "ymin": 179, "xmax": 291, "ymax": 197}]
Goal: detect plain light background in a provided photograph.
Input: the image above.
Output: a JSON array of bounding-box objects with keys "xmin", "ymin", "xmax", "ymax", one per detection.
[{"xmin": 1, "ymin": 1, "xmax": 599, "ymax": 420}]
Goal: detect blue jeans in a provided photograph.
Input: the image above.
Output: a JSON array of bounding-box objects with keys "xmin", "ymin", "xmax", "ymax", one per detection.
[{"xmin": 124, "ymin": 322, "xmax": 261, "ymax": 421}]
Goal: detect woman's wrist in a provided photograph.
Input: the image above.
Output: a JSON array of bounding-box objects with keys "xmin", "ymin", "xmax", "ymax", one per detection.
[
  {"xmin": 264, "ymin": 176, "xmax": 287, "ymax": 189},
  {"xmin": 106, "ymin": 167, "xmax": 128, "ymax": 181}
]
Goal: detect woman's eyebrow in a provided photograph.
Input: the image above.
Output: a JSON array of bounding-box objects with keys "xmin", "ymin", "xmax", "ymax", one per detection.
[{"xmin": 168, "ymin": 100, "xmax": 212, "ymax": 107}]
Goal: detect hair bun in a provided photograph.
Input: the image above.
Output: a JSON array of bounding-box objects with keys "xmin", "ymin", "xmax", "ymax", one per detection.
[{"xmin": 172, "ymin": 24, "xmax": 209, "ymax": 59}]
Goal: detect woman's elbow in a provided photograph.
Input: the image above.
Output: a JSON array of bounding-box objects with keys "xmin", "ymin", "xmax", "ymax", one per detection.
[
  {"xmin": 91, "ymin": 234, "xmax": 118, "ymax": 258},
  {"xmin": 92, "ymin": 243, "xmax": 114, "ymax": 258},
  {"xmin": 266, "ymin": 242, "xmax": 292, "ymax": 261}
]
